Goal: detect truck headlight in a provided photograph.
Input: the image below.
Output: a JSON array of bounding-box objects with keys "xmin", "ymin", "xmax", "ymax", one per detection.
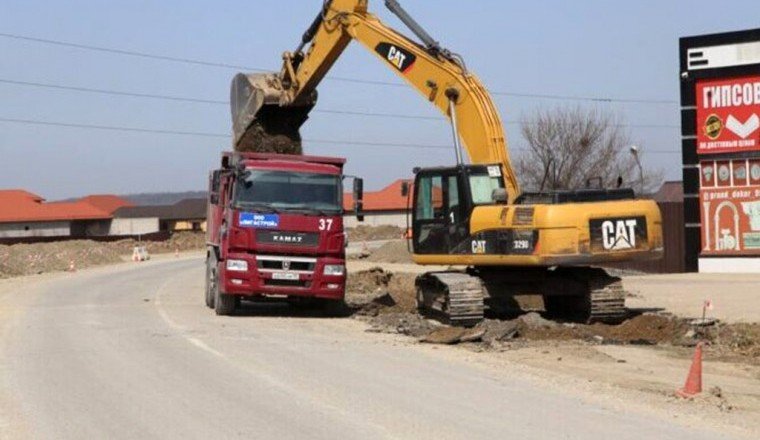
[
  {"xmin": 226, "ymin": 259, "xmax": 248, "ymax": 272},
  {"xmin": 323, "ymin": 264, "xmax": 345, "ymax": 276}
]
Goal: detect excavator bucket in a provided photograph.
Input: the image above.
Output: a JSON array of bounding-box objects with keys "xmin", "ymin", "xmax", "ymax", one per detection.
[{"xmin": 230, "ymin": 73, "xmax": 316, "ymax": 154}]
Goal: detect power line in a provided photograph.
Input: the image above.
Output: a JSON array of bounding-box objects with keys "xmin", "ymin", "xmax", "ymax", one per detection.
[
  {"xmin": 0, "ymin": 77, "xmax": 440, "ymax": 120},
  {"xmin": 0, "ymin": 78, "xmax": 227, "ymax": 105},
  {"xmin": 0, "ymin": 117, "xmax": 225, "ymax": 138},
  {"xmin": 0, "ymin": 116, "xmax": 681, "ymax": 154},
  {"xmin": 0, "ymin": 77, "xmax": 680, "ymax": 128},
  {"xmin": 0, "ymin": 32, "xmax": 262, "ymax": 72},
  {"xmin": 0, "ymin": 117, "xmax": 446, "ymax": 148},
  {"xmin": 0, "ymin": 31, "xmax": 678, "ymax": 105}
]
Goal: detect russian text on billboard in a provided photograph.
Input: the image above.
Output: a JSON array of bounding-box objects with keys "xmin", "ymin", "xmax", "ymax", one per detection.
[{"xmin": 696, "ymin": 75, "xmax": 760, "ymax": 155}]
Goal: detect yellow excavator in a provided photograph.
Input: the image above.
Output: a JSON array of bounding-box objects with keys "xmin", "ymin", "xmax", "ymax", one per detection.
[{"xmin": 230, "ymin": 0, "xmax": 664, "ymax": 325}]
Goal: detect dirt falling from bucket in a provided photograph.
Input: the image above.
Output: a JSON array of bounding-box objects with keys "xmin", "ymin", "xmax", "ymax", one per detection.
[{"xmin": 235, "ymin": 120, "xmax": 303, "ymax": 155}]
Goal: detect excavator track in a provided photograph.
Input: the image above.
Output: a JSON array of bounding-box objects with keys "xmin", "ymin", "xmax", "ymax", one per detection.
[
  {"xmin": 544, "ymin": 267, "xmax": 628, "ymax": 324},
  {"xmin": 416, "ymin": 272, "xmax": 485, "ymax": 327},
  {"xmin": 585, "ymin": 271, "xmax": 627, "ymax": 324}
]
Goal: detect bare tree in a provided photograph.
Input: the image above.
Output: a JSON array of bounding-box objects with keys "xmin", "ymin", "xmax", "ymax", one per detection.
[{"xmin": 515, "ymin": 107, "xmax": 663, "ymax": 193}]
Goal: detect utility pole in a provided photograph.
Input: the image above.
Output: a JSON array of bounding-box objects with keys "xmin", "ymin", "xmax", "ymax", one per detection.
[{"xmin": 630, "ymin": 145, "xmax": 644, "ymax": 196}]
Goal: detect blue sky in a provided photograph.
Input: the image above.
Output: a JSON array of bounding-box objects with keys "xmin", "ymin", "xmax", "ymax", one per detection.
[{"xmin": 0, "ymin": 0, "xmax": 758, "ymax": 199}]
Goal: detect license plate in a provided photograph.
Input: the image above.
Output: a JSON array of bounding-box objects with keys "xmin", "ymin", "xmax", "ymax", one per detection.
[{"xmin": 272, "ymin": 272, "xmax": 299, "ymax": 281}]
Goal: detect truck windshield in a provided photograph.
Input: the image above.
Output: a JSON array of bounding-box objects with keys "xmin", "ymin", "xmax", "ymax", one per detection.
[{"xmin": 234, "ymin": 170, "xmax": 342, "ymax": 214}]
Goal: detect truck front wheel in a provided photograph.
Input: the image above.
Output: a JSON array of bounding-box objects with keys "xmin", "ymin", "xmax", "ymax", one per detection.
[
  {"xmin": 213, "ymin": 262, "xmax": 237, "ymax": 316},
  {"xmin": 205, "ymin": 254, "xmax": 216, "ymax": 309}
]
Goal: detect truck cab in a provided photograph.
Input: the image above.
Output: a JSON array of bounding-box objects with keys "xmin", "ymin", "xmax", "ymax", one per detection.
[{"xmin": 205, "ymin": 152, "xmax": 362, "ymax": 315}]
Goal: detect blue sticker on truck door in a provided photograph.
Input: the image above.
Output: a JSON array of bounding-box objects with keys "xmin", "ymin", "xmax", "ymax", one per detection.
[{"xmin": 239, "ymin": 212, "xmax": 279, "ymax": 228}]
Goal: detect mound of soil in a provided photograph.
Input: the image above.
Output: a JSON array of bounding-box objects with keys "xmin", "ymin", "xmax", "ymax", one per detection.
[
  {"xmin": 346, "ymin": 267, "xmax": 417, "ymax": 315},
  {"xmin": 347, "ymin": 268, "xmax": 760, "ymax": 365},
  {"xmin": 110, "ymin": 231, "xmax": 206, "ymax": 256},
  {"xmin": 347, "ymin": 225, "xmax": 404, "ymax": 242},
  {"xmin": 364, "ymin": 240, "xmax": 413, "ymax": 264},
  {"xmin": 587, "ymin": 314, "xmax": 689, "ymax": 344},
  {"xmin": 0, "ymin": 232, "xmax": 208, "ymax": 279},
  {"xmin": 0, "ymin": 240, "xmax": 124, "ymax": 278},
  {"xmin": 149, "ymin": 231, "xmax": 206, "ymax": 254},
  {"xmin": 709, "ymin": 322, "xmax": 760, "ymax": 361},
  {"xmin": 235, "ymin": 120, "xmax": 303, "ymax": 155},
  {"xmin": 367, "ymin": 312, "xmax": 438, "ymax": 338}
]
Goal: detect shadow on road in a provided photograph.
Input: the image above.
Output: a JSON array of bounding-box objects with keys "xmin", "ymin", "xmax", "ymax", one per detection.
[{"xmin": 229, "ymin": 299, "xmax": 358, "ymax": 319}]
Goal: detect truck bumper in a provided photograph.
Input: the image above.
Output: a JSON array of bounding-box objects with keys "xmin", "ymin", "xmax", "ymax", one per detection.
[{"xmin": 219, "ymin": 253, "xmax": 346, "ymax": 300}]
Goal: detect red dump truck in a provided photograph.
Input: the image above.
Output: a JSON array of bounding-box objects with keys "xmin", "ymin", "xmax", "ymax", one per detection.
[{"xmin": 205, "ymin": 151, "xmax": 363, "ymax": 315}]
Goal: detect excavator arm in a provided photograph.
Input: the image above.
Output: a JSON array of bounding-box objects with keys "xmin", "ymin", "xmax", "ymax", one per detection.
[{"xmin": 231, "ymin": 0, "xmax": 520, "ymax": 200}]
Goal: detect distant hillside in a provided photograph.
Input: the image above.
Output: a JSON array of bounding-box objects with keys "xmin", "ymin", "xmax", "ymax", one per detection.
[{"xmin": 123, "ymin": 191, "xmax": 207, "ymax": 206}]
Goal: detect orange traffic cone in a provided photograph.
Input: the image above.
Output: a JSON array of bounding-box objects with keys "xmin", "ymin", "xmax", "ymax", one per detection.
[{"xmin": 676, "ymin": 342, "xmax": 703, "ymax": 398}]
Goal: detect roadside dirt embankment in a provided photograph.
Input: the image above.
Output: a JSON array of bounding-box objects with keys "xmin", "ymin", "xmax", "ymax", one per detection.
[{"xmin": 0, "ymin": 232, "xmax": 206, "ymax": 278}]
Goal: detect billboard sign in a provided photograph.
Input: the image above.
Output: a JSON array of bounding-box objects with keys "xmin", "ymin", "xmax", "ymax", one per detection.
[
  {"xmin": 696, "ymin": 75, "xmax": 760, "ymax": 155},
  {"xmin": 700, "ymin": 159, "xmax": 760, "ymax": 255}
]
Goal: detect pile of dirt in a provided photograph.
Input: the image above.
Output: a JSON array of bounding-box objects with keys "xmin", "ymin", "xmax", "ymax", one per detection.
[
  {"xmin": 346, "ymin": 269, "xmax": 760, "ymax": 364},
  {"xmin": 346, "ymin": 266, "xmax": 392, "ymax": 296},
  {"xmin": 0, "ymin": 232, "xmax": 208, "ymax": 279},
  {"xmin": 347, "ymin": 225, "xmax": 404, "ymax": 242},
  {"xmin": 146, "ymin": 231, "xmax": 206, "ymax": 254},
  {"xmin": 367, "ymin": 312, "xmax": 439, "ymax": 338},
  {"xmin": 235, "ymin": 119, "xmax": 303, "ymax": 155},
  {"xmin": 110, "ymin": 231, "xmax": 206, "ymax": 255},
  {"xmin": 703, "ymin": 322, "xmax": 760, "ymax": 362},
  {"xmin": 586, "ymin": 314, "xmax": 689, "ymax": 344},
  {"xmin": 0, "ymin": 240, "xmax": 124, "ymax": 278},
  {"xmin": 355, "ymin": 303, "xmax": 697, "ymax": 347},
  {"xmin": 346, "ymin": 267, "xmax": 417, "ymax": 315},
  {"xmin": 363, "ymin": 240, "xmax": 413, "ymax": 264}
]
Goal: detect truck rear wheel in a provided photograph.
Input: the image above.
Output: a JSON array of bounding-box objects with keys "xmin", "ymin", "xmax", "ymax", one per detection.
[{"xmin": 213, "ymin": 261, "xmax": 237, "ymax": 316}]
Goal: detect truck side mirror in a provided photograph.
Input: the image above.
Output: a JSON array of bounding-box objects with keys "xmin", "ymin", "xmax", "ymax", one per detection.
[
  {"xmin": 401, "ymin": 181, "xmax": 409, "ymax": 197},
  {"xmin": 491, "ymin": 188, "xmax": 508, "ymax": 204},
  {"xmin": 353, "ymin": 178, "xmax": 364, "ymax": 222}
]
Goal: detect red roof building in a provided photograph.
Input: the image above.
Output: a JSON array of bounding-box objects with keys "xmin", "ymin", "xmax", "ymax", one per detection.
[
  {"xmin": 344, "ymin": 179, "xmax": 412, "ymax": 213},
  {"xmin": 0, "ymin": 190, "xmax": 132, "ymax": 223},
  {"xmin": 0, "ymin": 190, "xmax": 133, "ymax": 241}
]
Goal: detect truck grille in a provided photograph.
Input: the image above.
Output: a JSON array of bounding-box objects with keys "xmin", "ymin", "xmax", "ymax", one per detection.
[
  {"xmin": 265, "ymin": 279, "xmax": 311, "ymax": 288},
  {"xmin": 256, "ymin": 256, "xmax": 317, "ymax": 273}
]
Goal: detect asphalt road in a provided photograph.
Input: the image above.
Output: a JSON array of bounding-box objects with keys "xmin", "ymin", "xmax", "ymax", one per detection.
[{"xmin": 0, "ymin": 258, "xmax": 733, "ymax": 439}]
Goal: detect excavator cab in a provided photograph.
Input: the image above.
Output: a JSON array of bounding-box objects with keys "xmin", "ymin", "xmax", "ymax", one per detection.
[{"xmin": 411, "ymin": 164, "xmax": 505, "ymax": 256}]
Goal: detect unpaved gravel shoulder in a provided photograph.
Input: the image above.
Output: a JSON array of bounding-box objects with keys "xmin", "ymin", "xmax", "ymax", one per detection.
[
  {"xmin": 343, "ymin": 265, "xmax": 760, "ymax": 438},
  {"xmin": 336, "ymin": 322, "xmax": 760, "ymax": 439},
  {"xmin": 625, "ymin": 273, "xmax": 760, "ymax": 324}
]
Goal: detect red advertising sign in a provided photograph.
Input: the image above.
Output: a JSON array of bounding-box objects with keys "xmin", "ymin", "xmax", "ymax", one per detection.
[
  {"xmin": 696, "ymin": 75, "xmax": 760, "ymax": 155},
  {"xmin": 700, "ymin": 159, "xmax": 760, "ymax": 255}
]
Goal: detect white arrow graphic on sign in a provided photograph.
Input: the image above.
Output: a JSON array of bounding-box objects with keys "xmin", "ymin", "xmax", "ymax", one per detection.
[{"xmin": 725, "ymin": 114, "xmax": 759, "ymax": 139}]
